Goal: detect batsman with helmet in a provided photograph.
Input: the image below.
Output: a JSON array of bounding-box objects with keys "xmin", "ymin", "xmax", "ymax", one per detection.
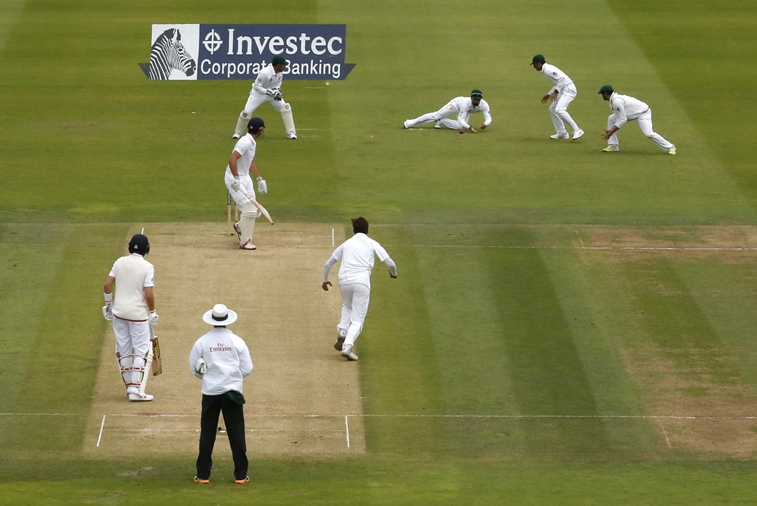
[
  {"xmin": 102, "ymin": 234, "xmax": 159, "ymax": 402},
  {"xmin": 226, "ymin": 117, "xmax": 269, "ymax": 250}
]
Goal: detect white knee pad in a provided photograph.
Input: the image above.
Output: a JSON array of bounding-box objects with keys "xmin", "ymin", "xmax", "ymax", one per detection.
[
  {"xmin": 281, "ymin": 103, "xmax": 296, "ymax": 138},
  {"xmin": 239, "ymin": 202, "xmax": 258, "ymax": 246}
]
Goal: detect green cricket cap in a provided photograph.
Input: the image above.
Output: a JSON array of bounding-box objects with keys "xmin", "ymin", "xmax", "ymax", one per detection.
[
  {"xmin": 471, "ymin": 89, "xmax": 483, "ymax": 99},
  {"xmin": 272, "ymin": 55, "xmax": 287, "ymax": 66},
  {"xmin": 531, "ymin": 54, "xmax": 545, "ymax": 65},
  {"xmin": 598, "ymin": 85, "xmax": 614, "ymax": 95}
]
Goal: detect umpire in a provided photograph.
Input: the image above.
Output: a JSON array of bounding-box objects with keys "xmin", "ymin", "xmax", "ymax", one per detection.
[{"xmin": 189, "ymin": 304, "xmax": 253, "ymax": 485}]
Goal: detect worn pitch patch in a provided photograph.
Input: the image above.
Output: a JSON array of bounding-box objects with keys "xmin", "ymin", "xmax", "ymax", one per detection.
[{"xmin": 83, "ymin": 222, "xmax": 366, "ymax": 458}]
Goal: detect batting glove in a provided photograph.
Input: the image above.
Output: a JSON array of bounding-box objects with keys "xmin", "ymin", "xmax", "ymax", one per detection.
[
  {"xmin": 257, "ymin": 177, "xmax": 268, "ymax": 194},
  {"xmin": 102, "ymin": 304, "xmax": 113, "ymax": 321},
  {"xmin": 148, "ymin": 311, "xmax": 159, "ymax": 328},
  {"xmin": 230, "ymin": 178, "xmax": 241, "ymax": 191}
]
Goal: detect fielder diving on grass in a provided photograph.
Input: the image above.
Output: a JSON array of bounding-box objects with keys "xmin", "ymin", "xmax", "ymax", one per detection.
[
  {"xmin": 102, "ymin": 233, "xmax": 160, "ymax": 402},
  {"xmin": 322, "ymin": 217, "xmax": 397, "ymax": 361},
  {"xmin": 225, "ymin": 117, "xmax": 270, "ymax": 250},
  {"xmin": 403, "ymin": 89, "xmax": 492, "ymax": 134}
]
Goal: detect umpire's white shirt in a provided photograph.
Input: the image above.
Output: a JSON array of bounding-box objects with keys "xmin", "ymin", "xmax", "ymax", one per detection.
[
  {"xmin": 329, "ymin": 233, "xmax": 391, "ymax": 287},
  {"xmin": 607, "ymin": 92, "xmax": 650, "ymax": 128},
  {"xmin": 251, "ymin": 64, "xmax": 283, "ymax": 94},
  {"xmin": 189, "ymin": 328, "xmax": 253, "ymax": 396},
  {"xmin": 540, "ymin": 63, "xmax": 574, "ymax": 94}
]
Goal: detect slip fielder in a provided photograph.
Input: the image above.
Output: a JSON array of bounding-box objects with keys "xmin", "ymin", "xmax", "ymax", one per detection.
[
  {"xmin": 531, "ymin": 54, "xmax": 584, "ymax": 140},
  {"xmin": 404, "ymin": 89, "xmax": 492, "ymax": 134}
]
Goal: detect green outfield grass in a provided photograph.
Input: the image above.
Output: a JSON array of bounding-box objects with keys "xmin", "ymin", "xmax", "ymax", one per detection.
[{"xmin": 2, "ymin": 0, "xmax": 757, "ymax": 504}]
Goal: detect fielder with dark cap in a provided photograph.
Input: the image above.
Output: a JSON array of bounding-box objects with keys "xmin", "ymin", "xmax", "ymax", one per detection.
[
  {"xmin": 226, "ymin": 117, "xmax": 269, "ymax": 250},
  {"xmin": 103, "ymin": 233, "xmax": 159, "ymax": 402},
  {"xmin": 403, "ymin": 89, "xmax": 492, "ymax": 134},
  {"xmin": 531, "ymin": 54, "xmax": 584, "ymax": 140},
  {"xmin": 598, "ymin": 85, "xmax": 676, "ymax": 155},
  {"xmin": 232, "ymin": 55, "xmax": 297, "ymax": 140}
]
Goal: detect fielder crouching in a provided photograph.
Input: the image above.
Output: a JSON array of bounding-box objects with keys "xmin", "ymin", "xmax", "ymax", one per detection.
[{"xmin": 103, "ymin": 234, "xmax": 159, "ymax": 402}]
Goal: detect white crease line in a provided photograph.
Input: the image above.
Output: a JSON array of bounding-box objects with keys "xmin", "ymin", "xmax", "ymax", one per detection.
[
  {"xmin": 659, "ymin": 421, "xmax": 672, "ymax": 449},
  {"xmin": 96, "ymin": 415, "xmax": 106, "ymax": 448},
  {"xmin": 401, "ymin": 245, "xmax": 757, "ymax": 252},
  {"xmin": 4, "ymin": 413, "xmax": 757, "ymax": 420}
]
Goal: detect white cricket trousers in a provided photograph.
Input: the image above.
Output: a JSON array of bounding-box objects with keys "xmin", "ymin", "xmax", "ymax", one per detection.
[
  {"xmin": 406, "ymin": 100, "xmax": 460, "ymax": 128},
  {"xmin": 112, "ymin": 317, "xmax": 150, "ymax": 394},
  {"xmin": 606, "ymin": 109, "xmax": 675, "ymax": 152},
  {"xmin": 337, "ymin": 282, "xmax": 371, "ymax": 348},
  {"xmin": 549, "ymin": 85, "xmax": 579, "ymax": 135}
]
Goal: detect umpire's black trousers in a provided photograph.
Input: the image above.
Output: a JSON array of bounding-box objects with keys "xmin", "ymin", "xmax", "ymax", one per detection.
[{"xmin": 196, "ymin": 392, "xmax": 247, "ymax": 481}]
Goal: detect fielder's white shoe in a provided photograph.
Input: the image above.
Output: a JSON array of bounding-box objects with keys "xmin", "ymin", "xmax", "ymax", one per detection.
[
  {"xmin": 129, "ymin": 392, "xmax": 154, "ymax": 402},
  {"xmin": 403, "ymin": 120, "xmax": 410, "ymax": 129},
  {"xmin": 602, "ymin": 145, "xmax": 619, "ymax": 152},
  {"xmin": 233, "ymin": 222, "xmax": 241, "ymax": 238},
  {"xmin": 289, "ymin": 134, "xmax": 297, "ymax": 140},
  {"xmin": 341, "ymin": 345, "xmax": 358, "ymax": 361},
  {"xmin": 550, "ymin": 132, "xmax": 569, "ymax": 139},
  {"xmin": 572, "ymin": 128, "xmax": 585, "ymax": 140},
  {"xmin": 433, "ymin": 121, "xmax": 442, "ymax": 129},
  {"xmin": 240, "ymin": 240, "xmax": 256, "ymax": 250},
  {"xmin": 232, "ymin": 133, "xmax": 241, "ymax": 140}
]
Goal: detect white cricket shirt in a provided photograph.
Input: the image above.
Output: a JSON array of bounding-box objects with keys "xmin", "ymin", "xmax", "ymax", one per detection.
[
  {"xmin": 109, "ymin": 253, "xmax": 154, "ymax": 321},
  {"xmin": 251, "ymin": 64, "xmax": 283, "ymax": 94},
  {"xmin": 227, "ymin": 134, "xmax": 257, "ymax": 177},
  {"xmin": 608, "ymin": 92, "xmax": 650, "ymax": 128},
  {"xmin": 327, "ymin": 233, "xmax": 391, "ymax": 287},
  {"xmin": 540, "ymin": 63, "xmax": 574, "ymax": 94}
]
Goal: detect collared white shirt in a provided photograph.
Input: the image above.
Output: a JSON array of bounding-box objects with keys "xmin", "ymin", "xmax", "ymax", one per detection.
[
  {"xmin": 251, "ymin": 64, "xmax": 283, "ymax": 94},
  {"xmin": 608, "ymin": 92, "xmax": 650, "ymax": 128},
  {"xmin": 189, "ymin": 327, "xmax": 253, "ymax": 396},
  {"xmin": 109, "ymin": 253, "xmax": 154, "ymax": 321},
  {"xmin": 326, "ymin": 233, "xmax": 392, "ymax": 287},
  {"xmin": 447, "ymin": 97, "xmax": 493, "ymax": 130},
  {"xmin": 226, "ymin": 133, "xmax": 256, "ymax": 177},
  {"xmin": 540, "ymin": 63, "xmax": 574, "ymax": 94}
]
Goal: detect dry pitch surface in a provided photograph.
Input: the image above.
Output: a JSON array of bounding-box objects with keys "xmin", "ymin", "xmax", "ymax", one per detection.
[{"xmin": 84, "ymin": 222, "xmax": 365, "ymax": 459}]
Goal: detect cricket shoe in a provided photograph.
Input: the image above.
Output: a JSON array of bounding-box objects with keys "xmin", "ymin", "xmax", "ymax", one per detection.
[
  {"xmin": 668, "ymin": 149, "xmax": 677, "ymax": 155},
  {"xmin": 288, "ymin": 134, "xmax": 298, "ymax": 140},
  {"xmin": 602, "ymin": 145, "xmax": 619, "ymax": 152},
  {"xmin": 403, "ymin": 120, "xmax": 410, "ymax": 129},
  {"xmin": 194, "ymin": 477, "xmax": 210, "ymax": 484},
  {"xmin": 233, "ymin": 222, "xmax": 241, "ymax": 239},
  {"xmin": 550, "ymin": 132, "xmax": 569, "ymax": 139},
  {"xmin": 433, "ymin": 121, "xmax": 441, "ymax": 129},
  {"xmin": 128, "ymin": 392, "xmax": 154, "ymax": 402},
  {"xmin": 234, "ymin": 476, "xmax": 250, "ymax": 484},
  {"xmin": 341, "ymin": 345, "xmax": 358, "ymax": 361},
  {"xmin": 334, "ymin": 335, "xmax": 345, "ymax": 351},
  {"xmin": 232, "ymin": 133, "xmax": 241, "ymax": 140},
  {"xmin": 572, "ymin": 128, "xmax": 585, "ymax": 140},
  {"xmin": 240, "ymin": 240, "xmax": 256, "ymax": 250}
]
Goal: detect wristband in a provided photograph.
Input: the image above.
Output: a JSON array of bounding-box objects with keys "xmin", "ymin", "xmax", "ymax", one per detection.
[
  {"xmin": 104, "ymin": 292, "xmax": 112, "ymax": 303},
  {"xmin": 256, "ymin": 177, "xmax": 263, "ymax": 182}
]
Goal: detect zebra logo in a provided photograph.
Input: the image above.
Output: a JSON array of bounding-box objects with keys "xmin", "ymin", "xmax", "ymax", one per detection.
[{"xmin": 147, "ymin": 28, "xmax": 197, "ymax": 80}]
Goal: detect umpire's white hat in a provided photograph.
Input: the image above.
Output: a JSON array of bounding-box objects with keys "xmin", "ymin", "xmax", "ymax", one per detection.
[{"xmin": 203, "ymin": 304, "xmax": 238, "ymax": 326}]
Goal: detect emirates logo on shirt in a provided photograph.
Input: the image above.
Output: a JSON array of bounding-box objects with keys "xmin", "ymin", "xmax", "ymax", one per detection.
[{"xmin": 210, "ymin": 343, "xmax": 233, "ymax": 352}]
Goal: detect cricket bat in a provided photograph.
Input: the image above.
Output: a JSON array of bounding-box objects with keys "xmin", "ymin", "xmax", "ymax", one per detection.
[{"xmin": 150, "ymin": 327, "xmax": 163, "ymax": 376}]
